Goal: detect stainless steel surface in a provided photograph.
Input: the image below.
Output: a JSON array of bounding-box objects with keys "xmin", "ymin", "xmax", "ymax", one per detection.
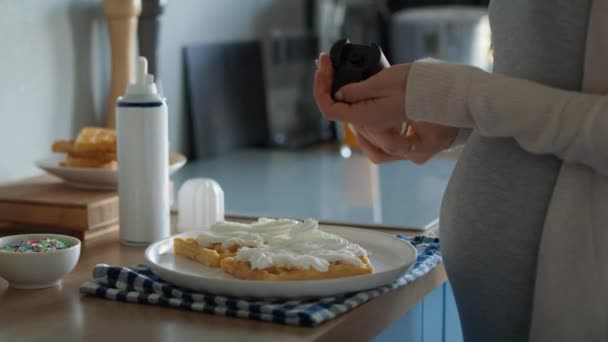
[{"xmin": 172, "ymin": 146, "xmax": 456, "ymax": 229}]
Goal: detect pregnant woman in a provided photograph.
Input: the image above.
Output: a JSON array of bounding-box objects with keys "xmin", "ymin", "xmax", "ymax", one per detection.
[{"xmin": 314, "ymin": 0, "xmax": 608, "ymax": 341}]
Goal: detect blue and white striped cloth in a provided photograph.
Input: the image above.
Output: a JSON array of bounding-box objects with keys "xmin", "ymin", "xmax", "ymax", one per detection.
[{"xmin": 80, "ymin": 235, "xmax": 441, "ymax": 326}]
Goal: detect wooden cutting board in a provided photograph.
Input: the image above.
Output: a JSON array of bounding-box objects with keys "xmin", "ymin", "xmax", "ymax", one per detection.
[{"xmin": 0, "ymin": 175, "xmax": 119, "ymax": 240}]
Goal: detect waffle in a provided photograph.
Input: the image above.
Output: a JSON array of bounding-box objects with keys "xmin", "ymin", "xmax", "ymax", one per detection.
[
  {"xmin": 52, "ymin": 140, "xmax": 117, "ymax": 161},
  {"xmin": 51, "ymin": 140, "xmax": 76, "ymax": 153},
  {"xmin": 173, "ymin": 237, "xmax": 239, "ymax": 268},
  {"xmin": 174, "ymin": 222, "xmax": 374, "ymax": 281},
  {"xmin": 72, "ymin": 127, "xmax": 116, "ymax": 152},
  {"xmin": 219, "ymin": 256, "xmax": 373, "ymax": 281},
  {"xmin": 52, "ymin": 127, "xmax": 117, "ymax": 169}
]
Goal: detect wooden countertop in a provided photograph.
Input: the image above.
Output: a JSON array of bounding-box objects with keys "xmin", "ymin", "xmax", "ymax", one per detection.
[{"xmin": 0, "ymin": 217, "xmax": 446, "ymax": 342}]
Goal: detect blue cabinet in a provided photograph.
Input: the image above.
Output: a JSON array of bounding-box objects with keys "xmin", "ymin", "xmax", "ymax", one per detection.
[
  {"xmin": 443, "ymin": 284, "xmax": 463, "ymax": 342},
  {"xmin": 373, "ymin": 283, "xmax": 462, "ymax": 342}
]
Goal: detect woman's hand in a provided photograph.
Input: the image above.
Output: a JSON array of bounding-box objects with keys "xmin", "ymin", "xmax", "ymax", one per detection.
[
  {"xmin": 352, "ymin": 122, "xmax": 459, "ymax": 164},
  {"xmin": 314, "ymin": 53, "xmax": 459, "ymax": 164},
  {"xmin": 314, "ymin": 53, "xmax": 408, "ymax": 130}
]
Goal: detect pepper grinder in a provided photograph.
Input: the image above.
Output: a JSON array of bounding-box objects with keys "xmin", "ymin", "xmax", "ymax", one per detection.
[
  {"xmin": 137, "ymin": 0, "xmax": 167, "ymax": 78},
  {"xmin": 102, "ymin": 0, "xmax": 142, "ymax": 128}
]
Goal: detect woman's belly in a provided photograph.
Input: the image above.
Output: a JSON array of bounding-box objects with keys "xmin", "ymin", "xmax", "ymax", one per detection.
[
  {"xmin": 439, "ymin": 132, "xmax": 561, "ymax": 340},
  {"xmin": 441, "ymin": 133, "xmax": 561, "ymax": 238}
]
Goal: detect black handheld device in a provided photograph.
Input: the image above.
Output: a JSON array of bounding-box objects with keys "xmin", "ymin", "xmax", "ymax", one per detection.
[{"xmin": 329, "ymin": 39, "xmax": 390, "ymax": 100}]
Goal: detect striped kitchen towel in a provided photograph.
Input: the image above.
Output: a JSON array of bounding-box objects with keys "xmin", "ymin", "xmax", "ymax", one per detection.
[{"xmin": 80, "ymin": 235, "xmax": 441, "ymax": 326}]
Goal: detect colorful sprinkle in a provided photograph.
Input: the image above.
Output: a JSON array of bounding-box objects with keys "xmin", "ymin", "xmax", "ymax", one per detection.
[{"xmin": 1, "ymin": 238, "xmax": 72, "ymax": 253}]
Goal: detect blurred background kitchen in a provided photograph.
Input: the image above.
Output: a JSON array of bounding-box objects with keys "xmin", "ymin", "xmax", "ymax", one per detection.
[
  {"xmin": 0, "ymin": 0, "xmax": 490, "ymax": 179},
  {"xmin": 0, "ymin": 1, "xmax": 492, "ymax": 341},
  {"xmin": 0, "ymin": 0, "xmax": 492, "ymax": 228}
]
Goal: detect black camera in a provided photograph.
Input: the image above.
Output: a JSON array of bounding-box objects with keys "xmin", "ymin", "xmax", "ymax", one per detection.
[{"xmin": 329, "ymin": 39, "xmax": 390, "ymax": 100}]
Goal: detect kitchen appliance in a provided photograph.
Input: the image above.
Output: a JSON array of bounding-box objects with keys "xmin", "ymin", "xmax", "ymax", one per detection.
[
  {"xmin": 265, "ymin": 30, "xmax": 333, "ymax": 148},
  {"xmin": 316, "ymin": 1, "xmax": 384, "ymax": 155},
  {"xmin": 317, "ymin": 0, "xmax": 382, "ymax": 53},
  {"xmin": 390, "ymin": 6, "xmax": 492, "ymax": 70}
]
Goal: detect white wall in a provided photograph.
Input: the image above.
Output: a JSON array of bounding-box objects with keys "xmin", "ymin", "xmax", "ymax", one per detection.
[
  {"xmin": 0, "ymin": 0, "xmax": 303, "ymax": 183},
  {"xmin": 0, "ymin": 0, "xmax": 106, "ymax": 182}
]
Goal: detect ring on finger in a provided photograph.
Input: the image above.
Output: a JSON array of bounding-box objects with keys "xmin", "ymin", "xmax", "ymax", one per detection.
[{"xmin": 399, "ymin": 121, "xmax": 409, "ymax": 136}]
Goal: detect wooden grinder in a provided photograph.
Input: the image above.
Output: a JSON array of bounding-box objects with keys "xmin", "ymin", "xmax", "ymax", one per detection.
[{"xmin": 102, "ymin": 0, "xmax": 142, "ymax": 128}]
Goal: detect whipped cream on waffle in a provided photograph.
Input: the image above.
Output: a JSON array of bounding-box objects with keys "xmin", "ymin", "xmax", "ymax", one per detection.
[
  {"xmin": 196, "ymin": 218, "xmax": 299, "ymax": 248},
  {"xmin": 234, "ymin": 219, "xmax": 369, "ymax": 272},
  {"xmin": 196, "ymin": 218, "xmax": 369, "ymax": 272}
]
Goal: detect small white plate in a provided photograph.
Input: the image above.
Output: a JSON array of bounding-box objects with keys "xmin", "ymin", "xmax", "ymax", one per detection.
[
  {"xmin": 145, "ymin": 225, "xmax": 417, "ymax": 298},
  {"xmin": 36, "ymin": 153, "xmax": 187, "ymax": 190}
]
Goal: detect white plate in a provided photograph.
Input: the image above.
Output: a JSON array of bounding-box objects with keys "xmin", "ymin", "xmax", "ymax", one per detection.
[
  {"xmin": 35, "ymin": 153, "xmax": 187, "ymax": 190},
  {"xmin": 145, "ymin": 225, "xmax": 417, "ymax": 298}
]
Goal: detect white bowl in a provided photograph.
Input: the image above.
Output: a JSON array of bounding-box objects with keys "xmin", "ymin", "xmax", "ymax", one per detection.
[{"xmin": 0, "ymin": 234, "xmax": 81, "ymax": 289}]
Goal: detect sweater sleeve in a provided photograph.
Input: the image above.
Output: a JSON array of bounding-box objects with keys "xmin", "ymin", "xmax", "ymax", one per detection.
[{"xmin": 405, "ymin": 61, "xmax": 608, "ymax": 176}]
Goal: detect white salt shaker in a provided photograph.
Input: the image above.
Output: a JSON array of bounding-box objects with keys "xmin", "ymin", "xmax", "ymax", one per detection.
[{"xmin": 177, "ymin": 178, "xmax": 225, "ymax": 232}]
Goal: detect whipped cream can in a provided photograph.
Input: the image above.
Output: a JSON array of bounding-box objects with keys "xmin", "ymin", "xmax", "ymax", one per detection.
[{"xmin": 116, "ymin": 56, "xmax": 170, "ymax": 245}]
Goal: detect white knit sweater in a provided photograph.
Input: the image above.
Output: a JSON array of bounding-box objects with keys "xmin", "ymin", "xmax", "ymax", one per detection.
[{"xmin": 405, "ymin": 0, "xmax": 608, "ymax": 340}]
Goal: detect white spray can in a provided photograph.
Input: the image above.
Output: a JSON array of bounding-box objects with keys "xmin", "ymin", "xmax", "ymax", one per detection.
[{"xmin": 116, "ymin": 56, "xmax": 170, "ymax": 245}]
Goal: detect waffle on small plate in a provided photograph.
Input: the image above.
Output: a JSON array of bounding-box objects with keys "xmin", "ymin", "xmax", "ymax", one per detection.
[{"xmin": 52, "ymin": 127, "xmax": 117, "ymax": 170}]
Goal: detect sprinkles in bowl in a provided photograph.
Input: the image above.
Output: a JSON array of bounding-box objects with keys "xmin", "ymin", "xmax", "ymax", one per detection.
[
  {"xmin": 0, "ymin": 234, "xmax": 81, "ymax": 289},
  {"xmin": 1, "ymin": 238, "xmax": 72, "ymax": 253}
]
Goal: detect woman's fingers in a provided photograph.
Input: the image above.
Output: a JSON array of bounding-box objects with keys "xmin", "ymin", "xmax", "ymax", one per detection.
[
  {"xmin": 358, "ymin": 125, "xmax": 435, "ymax": 163},
  {"xmin": 314, "ymin": 54, "xmax": 392, "ymax": 126},
  {"xmin": 313, "ymin": 52, "xmax": 453, "ymax": 166},
  {"xmin": 335, "ymin": 70, "xmax": 387, "ymax": 103},
  {"xmin": 408, "ymin": 154, "xmax": 434, "ymax": 164},
  {"xmin": 354, "ymin": 125, "xmax": 436, "ymax": 164},
  {"xmin": 357, "ymin": 125, "xmax": 416, "ymax": 157},
  {"xmin": 354, "ymin": 130, "xmax": 401, "ymax": 164},
  {"xmin": 314, "ymin": 77, "xmax": 383, "ymax": 125}
]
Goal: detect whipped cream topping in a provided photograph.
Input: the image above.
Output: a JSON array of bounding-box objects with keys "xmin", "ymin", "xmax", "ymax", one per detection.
[
  {"xmin": 196, "ymin": 218, "xmax": 369, "ymax": 272},
  {"xmin": 233, "ymin": 219, "xmax": 369, "ymax": 272},
  {"xmin": 196, "ymin": 218, "xmax": 299, "ymax": 249}
]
